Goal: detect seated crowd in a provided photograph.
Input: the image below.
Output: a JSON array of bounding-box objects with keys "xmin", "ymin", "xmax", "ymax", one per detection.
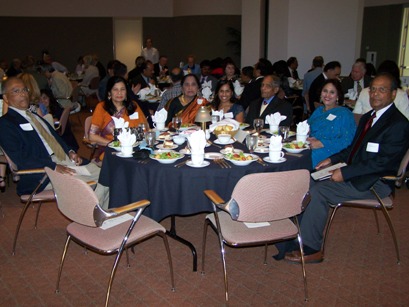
[{"xmin": 0, "ymin": 49, "xmax": 408, "ymax": 266}]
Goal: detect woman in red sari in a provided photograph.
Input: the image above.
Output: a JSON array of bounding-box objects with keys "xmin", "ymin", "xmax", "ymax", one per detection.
[{"xmin": 165, "ymin": 74, "xmax": 208, "ymax": 127}]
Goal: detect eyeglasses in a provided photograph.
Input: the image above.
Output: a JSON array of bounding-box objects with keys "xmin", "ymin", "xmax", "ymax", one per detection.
[
  {"xmin": 369, "ymin": 87, "xmax": 391, "ymax": 94},
  {"xmin": 6, "ymin": 87, "xmax": 30, "ymax": 95}
]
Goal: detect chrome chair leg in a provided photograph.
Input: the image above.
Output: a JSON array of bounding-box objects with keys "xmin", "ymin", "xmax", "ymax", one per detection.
[
  {"xmin": 372, "ymin": 209, "xmax": 380, "ymax": 233},
  {"xmin": 56, "ymin": 236, "xmax": 71, "ymax": 293},
  {"xmin": 159, "ymin": 232, "xmax": 175, "ymax": 291},
  {"xmin": 34, "ymin": 201, "xmax": 43, "ymax": 229},
  {"xmin": 201, "ymin": 219, "xmax": 210, "ymax": 275},
  {"xmin": 321, "ymin": 204, "xmax": 340, "ymax": 257},
  {"xmin": 12, "ymin": 198, "xmax": 35, "ymax": 255},
  {"xmin": 263, "ymin": 244, "xmax": 268, "ymax": 265}
]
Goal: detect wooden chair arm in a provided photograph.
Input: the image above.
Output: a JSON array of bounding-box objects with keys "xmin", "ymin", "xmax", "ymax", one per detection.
[
  {"xmin": 110, "ymin": 199, "xmax": 150, "ymax": 215},
  {"xmin": 204, "ymin": 190, "xmax": 225, "ymax": 205},
  {"xmin": 16, "ymin": 168, "xmax": 46, "ymax": 175},
  {"xmin": 382, "ymin": 176, "xmax": 399, "ymax": 181}
]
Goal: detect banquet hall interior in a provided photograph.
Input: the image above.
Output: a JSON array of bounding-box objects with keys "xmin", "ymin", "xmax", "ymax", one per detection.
[{"xmin": 1, "ymin": 0, "xmax": 409, "ymax": 306}]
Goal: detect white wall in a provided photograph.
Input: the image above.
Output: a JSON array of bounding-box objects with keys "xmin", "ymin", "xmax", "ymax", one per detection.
[
  {"xmin": 241, "ymin": 0, "xmax": 264, "ymax": 67},
  {"xmin": 283, "ymin": 0, "xmax": 364, "ymax": 77},
  {"xmin": 173, "ymin": 0, "xmax": 241, "ymax": 16},
  {"xmin": 113, "ymin": 18, "xmax": 143, "ymax": 71}
]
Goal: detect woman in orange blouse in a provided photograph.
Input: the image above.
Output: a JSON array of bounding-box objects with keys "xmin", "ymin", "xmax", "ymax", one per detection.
[{"xmin": 89, "ymin": 76, "xmax": 148, "ymax": 161}]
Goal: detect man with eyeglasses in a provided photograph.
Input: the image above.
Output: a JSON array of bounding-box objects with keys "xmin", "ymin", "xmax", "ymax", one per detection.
[
  {"xmin": 279, "ymin": 73, "xmax": 409, "ymax": 264},
  {"xmin": 0, "ymin": 77, "xmax": 109, "ymax": 207}
]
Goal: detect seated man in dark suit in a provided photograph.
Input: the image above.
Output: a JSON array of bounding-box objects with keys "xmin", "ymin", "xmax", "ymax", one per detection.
[
  {"xmin": 245, "ymin": 75, "xmax": 292, "ymax": 128},
  {"xmin": 199, "ymin": 60, "xmax": 218, "ymax": 93},
  {"xmin": 283, "ymin": 73, "xmax": 409, "ymax": 263},
  {"xmin": 341, "ymin": 61, "xmax": 372, "ymax": 108},
  {"xmin": 308, "ymin": 61, "xmax": 341, "ymax": 113},
  {"xmin": 238, "ymin": 58, "xmax": 273, "ymax": 111},
  {"xmin": 154, "ymin": 55, "xmax": 169, "ymax": 78},
  {"xmin": 129, "ymin": 60, "xmax": 156, "ymax": 88},
  {"xmin": 0, "ymin": 77, "xmax": 109, "ymax": 208}
]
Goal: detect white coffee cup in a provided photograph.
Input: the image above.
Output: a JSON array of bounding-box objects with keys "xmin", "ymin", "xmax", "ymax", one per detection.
[
  {"xmin": 296, "ymin": 134, "xmax": 308, "ymax": 143},
  {"xmin": 191, "ymin": 153, "xmax": 204, "ymax": 166},
  {"xmin": 154, "ymin": 121, "xmax": 165, "ymax": 130},
  {"xmin": 121, "ymin": 145, "xmax": 133, "ymax": 156},
  {"xmin": 269, "ymin": 150, "xmax": 285, "ymax": 161},
  {"xmin": 269, "ymin": 125, "xmax": 279, "ymax": 134}
]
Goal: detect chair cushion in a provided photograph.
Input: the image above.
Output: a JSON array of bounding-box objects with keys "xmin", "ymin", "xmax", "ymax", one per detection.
[
  {"xmin": 20, "ymin": 190, "xmax": 55, "ymax": 202},
  {"xmin": 207, "ymin": 211, "xmax": 298, "ymax": 245},
  {"xmin": 67, "ymin": 215, "xmax": 165, "ymax": 252}
]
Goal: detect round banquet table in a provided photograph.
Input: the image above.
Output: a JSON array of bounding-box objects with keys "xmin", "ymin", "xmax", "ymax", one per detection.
[{"xmin": 99, "ymin": 140, "xmax": 312, "ymax": 222}]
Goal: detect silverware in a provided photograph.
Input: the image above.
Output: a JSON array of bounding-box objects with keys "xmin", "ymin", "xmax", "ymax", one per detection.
[
  {"xmin": 138, "ymin": 159, "xmax": 149, "ymax": 164},
  {"xmin": 208, "ymin": 141, "xmax": 222, "ymax": 149},
  {"xmin": 218, "ymin": 159, "xmax": 231, "ymax": 168},
  {"xmin": 174, "ymin": 160, "xmax": 188, "ymax": 168},
  {"xmin": 214, "ymin": 159, "xmax": 225, "ymax": 168},
  {"xmin": 257, "ymin": 158, "xmax": 267, "ymax": 166}
]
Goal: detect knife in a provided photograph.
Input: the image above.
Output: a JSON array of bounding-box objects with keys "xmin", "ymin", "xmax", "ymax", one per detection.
[{"xmin": 285, "ymin": 152, "xmax": 303, "ymax": 158}]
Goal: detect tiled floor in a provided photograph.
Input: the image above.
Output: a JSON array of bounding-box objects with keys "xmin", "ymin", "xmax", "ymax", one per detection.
[{"xmin": 1, "ymin": 111, "xmax": 409, "ymax": 306}]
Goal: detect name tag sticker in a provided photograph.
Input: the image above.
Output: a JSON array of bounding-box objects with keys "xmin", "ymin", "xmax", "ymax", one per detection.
[
  {"xmin": 129, "ymin": 112, "xmax": 139, "ymax": 120},
  {"xmin": 366, "ymin": 142, "xmax": 379, "ymax": 153},
  {"xmin": 20, "ymin": 123, "xmax": 33, "ymax": 131},
  {"xmin": 326, "ymin": 114, "xmax": 336, "ymax": 121},
  {"xmin": 224, "ymin": 112, "xmax": 233, "ymax": 119}
]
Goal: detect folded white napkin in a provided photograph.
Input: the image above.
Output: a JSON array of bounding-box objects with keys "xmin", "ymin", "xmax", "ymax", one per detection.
[
  {"xmin": 148, "ymin": 84, "xmax": 158, "ymax": 95},
  {"xmin": 288, "ymin": 77, "xmax": 297, "ymax": 88},
  {"xmin": 202, "ymin": 80, "xmax": 212, "ymax": 89},
  {"xmin": 183, "ymin": 70, "xmax": 189, "ymax": 76},
  {"xmin": 137, "ymin": 87, "xmax": 150, "ymax": 100},
  {"xmin": 152, "ymin": 108, "xmax": 167, "ymax": 123},
  {"xmin": 269, "ymin": 134, "xmax": 282, "ymax": 151},
  {"xmin": 296, "ymin": 120, "xmax": 310, "ymax": 135},
  {"xmin": 201, "ymin": 87, "xmax": 212, "ymax": 100},
  {"xmin": 265, "ymin": 112, "xmax": 287, "ymax": 126},
  {"xmin": 347, "ymin": 88, "xmax": 357, "ymax": 100},
  {"xmin": 209, "ymin": 118, "xmax": 240, "ymax": 132},
  {"xmin": 212, "ymin": 110, "xmax": 224, "ymax": 120},
  {"xmin": 233, "ymin": 80, "xmax": 244, "ymax": 96},
  {"xmin": 111, "ymin": 117, "xmax": 129, "ymax": 129},
  {"xmin": 187, "ymin": 130, "xmax": 206, "ymax": 154},
  {"xmin": 117, "ymin": 129, "xmax": 136, "ymax": 146}
]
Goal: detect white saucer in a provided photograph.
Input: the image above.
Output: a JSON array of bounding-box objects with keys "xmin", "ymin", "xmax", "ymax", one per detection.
[
  {"xmin": 263, "ymin": 156, "xmax": 286, "ymax": 164},
  {"xmin": 179, "ymin": 149, "xmax": 191, "ymax": 155},
  {"xmin": 116, "ymin": 152, "xmax": 134, "ymax": 158},
  {"xmin": 186, "ymin": 160, "xmax": 210, "ymax": 168},
  {"xmin": 254, "ymin": 147, "xmax": 269, "ymax": 154},
  {"xmin": 214, "ymin": 139, "xmax": 235, "ymax": 145}
]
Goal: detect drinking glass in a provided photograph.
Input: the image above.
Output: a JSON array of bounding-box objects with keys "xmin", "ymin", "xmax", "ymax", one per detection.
[
  {"xmin": 246, "ymin": 134, "xmax": 258, "ymax": 153},
  {"xmin": 145, "ymin": 131, "xmax": 156, "ymax": 148},
  {"xmin": 279, "ymin": 126, "xmax": 290, "ymax": 142},
  {"xmin": 172, "ymin": 116, "xmax": 182, "ymax": 132},
  {"xmin": 113, "ymin": 128, "xmax": 122, "ymax": 141},
  {"xmin": 211, "ymin": 115, "xmax": 220, "ymax": 124},
  {"xmin": 253, "ymin": 118, "xmax": 264, "ymax": 134}
]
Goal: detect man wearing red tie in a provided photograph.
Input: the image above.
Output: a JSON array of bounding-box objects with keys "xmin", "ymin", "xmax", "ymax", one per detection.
[
  {"xmin": 245, "ymin": 75, "xmax": 292, "ymax": 128},
  {"xmin": 282, "ymin": 73, "xmax": 409, "ymax": 263}
]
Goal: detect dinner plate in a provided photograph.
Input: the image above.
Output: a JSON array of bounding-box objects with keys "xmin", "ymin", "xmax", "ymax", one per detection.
[
  {"xmin": 240, "ymin": 123, "xmax": 250, "ymax": 129},
  {"xmin": 116, "ymin": 152, "xmax": 134, "ymax": 158},
  {"xmin": 108, "ymin": 143, "xmax": 121, "ymax": 151},
  {"xmin": 254, "ymin": 147, "xmax": 269, "ymax": 154},
  {"xmin": 214, "ymin": 139, "xmax": 235, "ymax": 145},
  {"xmin": 224, "ymin": 154, "xmax": 258, "ymax": 166},
  {"xmin": 156, "ymin": 144, "xmax": 178, "ymax": 150},
  {"xmin": 204, "ymin": 152, "xmax": 224, "ymax": 160},
  {"xmin": 149, "ymin": 153, "xmax": 184, "ymax": 164},
  {"xmin": 186, "ymin": 160, "xmax": 210, "ymax": 168},
  {"xmin": 179, "ymin": 125, "xmax": 198, "ymax": 132},
  {"xmin": 219, "ymin": 148, "xmax": 243, "ymax": 155},
  {"xmin": 263, "ymin": 156, "xmax": 287, "ymax": 164}
]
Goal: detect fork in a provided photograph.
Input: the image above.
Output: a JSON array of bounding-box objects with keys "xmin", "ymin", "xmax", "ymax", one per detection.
[
  {"xmin": 219, "ymin": 159, "xmax": 231, "ymax": 168},
  {"xmin": 138, "ymin": 159, "xmax": 149, "ymax": 164},
  {"xmin": 214, "ymin": 159, "xmax": 225, "ymax": 168}
]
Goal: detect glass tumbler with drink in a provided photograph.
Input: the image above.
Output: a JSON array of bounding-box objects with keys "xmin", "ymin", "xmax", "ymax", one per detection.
[
  {"xmin": 172, "ymin": 116, "xmax": 182, "ymax": 133},
  {"xmin": 246, "ymin": 134, "xmax": 258, "ymax": 154},
  {"xmin": 253, "ymin": 118, "xmax": 264, "ymax": 134}
]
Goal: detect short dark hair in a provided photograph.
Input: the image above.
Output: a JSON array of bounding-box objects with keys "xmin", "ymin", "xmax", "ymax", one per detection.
[
  {"xmin": 323, "ymin": 61, "xmax": 341, "ymax": 72},
  {"xmin": 377, "ymin": 60, "xmax": 401, "ymax": 88},
  {"xmin": 181, "ymin": 73, "xmax": 200, "ymax": 88},
  {"xmin": 312, "ymin": 56, "xmax": 324, "ymax": 68},
  {"xmin": 371, "ymin": 72, "xmax": 399, "ymax": 92},
  {"xmin": 170, "ymin": 67, "xmax": 183, "ymax": 83},
  {"xmin": 241, "ymin": 66, "xmax": 254, "ymax": 79},
  {"xmin": 255, "ymin": 58, "xmax": 273, "ymax": 76},
  {"xmin": 287, "ymin": 57, "xmax": 297, "ymax": 66},
  {"xmin": 200, "ymin": 60, "xmax": 211, "ymax": 68}
]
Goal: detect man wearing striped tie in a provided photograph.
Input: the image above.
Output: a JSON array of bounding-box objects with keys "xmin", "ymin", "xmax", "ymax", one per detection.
[
  {"xmin": 0, "ymin": 77, "xmax": 109, "ymax": 208},
  {"xmin": 341, "ymin": 60, "xmax": 372, "ymax": 108}
]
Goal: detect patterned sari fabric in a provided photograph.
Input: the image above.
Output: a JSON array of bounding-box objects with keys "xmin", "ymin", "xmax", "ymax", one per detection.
[{"xmin": 165, "ymin": 95, "xmax": 209, "ymax": 127}]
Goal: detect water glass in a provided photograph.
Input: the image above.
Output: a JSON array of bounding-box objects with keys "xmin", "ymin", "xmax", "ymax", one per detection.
[
  {"xmin": 279, "ymin": 126, "xmax": 290, "ymax": 141},
  {"xmin": 253, "ymin": 118, "xmax": 264, "ymax": 134},
  {"xmin": 246, "ymin": 134, "xmax": 258, "ymax": 153},
  {"xmin": 145, "ymin": 131, "xmax": 156, "ymax": 148},
  {"xmin": 172, "ymin": 116, "xmax": 182, "ymax": 132},
  {"xmin": 211, "ymin": 115, "xmax": 220, "ymax": 124},
  {"xmin": 113, "ymin": 128, "xmax": 122, "ymax": 141}
]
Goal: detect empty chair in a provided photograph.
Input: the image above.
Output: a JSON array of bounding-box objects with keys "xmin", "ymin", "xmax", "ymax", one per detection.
[
  {"xmin": 0, "ymin": 146, "xmax": 56, "ymax": 255},
  {"xmin": 202, "ymin": 170, "xmax": 310, "ymax": 302},
  {"xmin": 322, "ymin": 148, "xmax": 409, "ymax": 263},
  {"xmin": 44, "ymin": 167, "xmax": 175, "ymax": 307}
]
